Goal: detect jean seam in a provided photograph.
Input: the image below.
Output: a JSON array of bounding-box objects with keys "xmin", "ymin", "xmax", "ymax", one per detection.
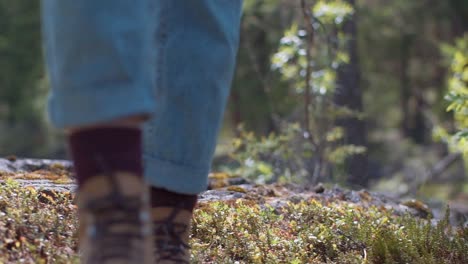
[{"xmin": 147, "ymin": 0, "xmax": 169, "ymax": 152}]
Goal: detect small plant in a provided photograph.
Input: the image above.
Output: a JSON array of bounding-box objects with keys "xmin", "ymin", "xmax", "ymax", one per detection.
[
  {"xmin": 221, "ymin": 0, "xmax": 366, "ymax": 185},
  {"xmin": 268, "ymin": 0, "xmax": 366, "ymax": 183},
  {"xmin": 226, "ymin": 122, "xmax": 365, "ymax": 185},
  {"xmin": 435, "ymin": 34, "xmax": 468, "ymax": 160},
  {"xmin": 444, "ymin": 35, "xmax": 468, "ymax": 156},
  {"xmin": 226, "ymin": 123, "xmax": 309, "ymax": 184}
]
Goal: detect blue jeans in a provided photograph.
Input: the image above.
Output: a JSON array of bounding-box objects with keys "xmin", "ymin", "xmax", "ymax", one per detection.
[{"xmin": 41, "ymin": 0, "xmax": 243, "ymax": 194}]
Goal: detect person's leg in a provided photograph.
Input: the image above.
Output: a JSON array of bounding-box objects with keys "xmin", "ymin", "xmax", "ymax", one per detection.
[
  {"xmin": 144, "ymin": 1, "xmax": 243, "ymax": 262},
  {"xmin": 42, "ymin": 0, "xmax": 155, "ymax": 128},
  {"xmin": 41, "ymin": 0, "xmax": 154, "ymax": 263},
  {"xmin": 144, "ymin": 0, "xmax": 243, "ymax": 194}
]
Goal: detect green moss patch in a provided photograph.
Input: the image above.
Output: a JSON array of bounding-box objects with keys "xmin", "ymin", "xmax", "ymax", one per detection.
[{"xmin": 0, "ymin": 179, "xmax": 466, "ymax": 263}]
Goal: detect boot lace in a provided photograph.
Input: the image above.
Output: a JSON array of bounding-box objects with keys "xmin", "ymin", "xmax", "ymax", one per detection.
[
  {"xmin": 153, "ymin": 208, "xmax": 190, "ymax": 263},
  {"xmin": 85, "ymin": 193, "xmax": 146, "ymax": 263},
  {"xmin": 83, "ymin": 155, "xmax": 147, "ymax": 263}
]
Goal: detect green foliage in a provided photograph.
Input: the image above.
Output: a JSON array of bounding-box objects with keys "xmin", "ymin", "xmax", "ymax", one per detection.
[
  {"xmin": 438, "ymin": 34, "xmax": 468, "ymax": 157},
  {"xmin": 1, "ymin": 180, "xmax": 467, "ymax": 263},
  {"xmin": 192, "ymin": 199, "xmax": 468, "ymax": 263},
  {"xmin": 226, "ymin": 123, "xmax": 365, "ymax": 185},
  {"xmin": 312, "ymin": 0, "xmax": 354, "ymax": 25},
  {"xmin": 0, "ymin": 180, "xmax": 78, "ymax": 263},
  {"xmin": 235, "ymin": 0, "xmax": 365, "ymax": 183},
  {"xmin": 226, "ymin": 123, "xmax": 309, "ymax": 184},
  {"xmin": 271, "ymin": 0, "xmax": 355, "ymax": 121}
]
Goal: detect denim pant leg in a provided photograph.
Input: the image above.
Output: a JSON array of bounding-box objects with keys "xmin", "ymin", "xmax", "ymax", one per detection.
[
  {"xmin": 143, "ymin": 0, "xmax": 243, "ymax": 194},
  {"xmin": 41, "ymin": 0, "xmax": 155, "ymax": 128}
]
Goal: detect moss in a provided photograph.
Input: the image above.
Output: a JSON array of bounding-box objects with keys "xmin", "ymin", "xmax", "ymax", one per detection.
[
  {"xmin": 191, "ymin": 200, "xmax": 467, "ymax": 263},
  {"xmin": 226, "ymin": 186, "xmax": 248, "ymax": 193},
  {"xmin": 0, "ymin": 179, "xmax": 78, "ymax": 263},
  {"xmin": 0, "ymin": 169, "xmax": 72, "ymax": 183},
  {"xmin": 402, "ymin": 199, "xmax": 432, "ymax": 219},
  {"xmin": 0, "ymin": 179, "xmax": 467, "ymax": 263}
]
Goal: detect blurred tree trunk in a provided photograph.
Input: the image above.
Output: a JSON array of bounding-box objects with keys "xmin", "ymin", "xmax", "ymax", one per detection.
[
  {"xmin": 249, "ymin": 25, "xmax": 277, "ymax": 133},
  {"xmin": 399, "ymin": 34, "xmax": 411, "ymax": 139},
  {"xmin": 449, "ymin": 0, "xmax": 468, "ymax": 36},
  {"xmin": 334, "ymin": 0, "xmax": 369, "ymax": 187},
  {"xmin": 230, "ymin": 88, "xmax": 242, "ymax": 133},
  {"xmin": 229, "ymin": 1, "xmax": 285, "ymax": 135},
  {"xmin": 399, "ymin": 33, "xmax": 426, "ymax": 144}
]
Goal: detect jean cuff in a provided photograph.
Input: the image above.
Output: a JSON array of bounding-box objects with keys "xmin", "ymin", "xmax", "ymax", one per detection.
[
  {"xmin": 48, "ymin": 83, "xmax": 155, "ymax": 129},
  {"xmin": 143, "ymin": 154, "xmax": 209, "ymax": 195}
]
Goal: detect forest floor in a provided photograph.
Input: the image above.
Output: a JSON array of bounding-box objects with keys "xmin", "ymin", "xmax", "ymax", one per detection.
[{"xmin": 0, "ymin": 158, "xmax": 467, "ymax": 263}]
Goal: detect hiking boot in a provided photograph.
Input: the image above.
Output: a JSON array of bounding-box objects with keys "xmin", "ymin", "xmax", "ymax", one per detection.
[
  {"xmin": 76, "ymin": 172, "xmax": 152, "ymax": 264},
  {"xmin": 152, "ymin": 207, "xmax": 192, "ymax": 263}
]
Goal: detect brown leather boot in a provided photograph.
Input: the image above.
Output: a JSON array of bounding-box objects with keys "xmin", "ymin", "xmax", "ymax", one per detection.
[
  {"xmin": 152, "ymin": 207, "xmax": 192, "ymax": 263},
  {"xmin": 76, "ymin": 172, "xmax": 152, "ymax": 264}
]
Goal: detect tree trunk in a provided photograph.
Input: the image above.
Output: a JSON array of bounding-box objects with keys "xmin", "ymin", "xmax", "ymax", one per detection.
[
  {"xmin": 334, "ymin": 0, "xmax": 369, "ymax": 187},
  {"xmin": 400, "ymin": 33, "xmax": 411, "ymax": 139},
  {"xmin": 399, "ymin": 32, "xmax": 428, "ymax": 144},
  {"xmin": 449, "ymin": 0, "xmax": 468, "ymax": 36}
]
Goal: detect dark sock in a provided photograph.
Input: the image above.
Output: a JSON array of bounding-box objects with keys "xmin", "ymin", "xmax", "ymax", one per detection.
[
  {"xmin": 150, "ymin": 187, "xmax": 198, "ymax": 212},
  {"xmin": 68, "ymin": 127, "xmax": 143, "ymax": 188}
]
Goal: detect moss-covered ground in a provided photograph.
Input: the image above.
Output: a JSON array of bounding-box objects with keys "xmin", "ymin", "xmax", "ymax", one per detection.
[{"xmin": 0, "ymin": 178, "xmax": 467, "ymax": 264}]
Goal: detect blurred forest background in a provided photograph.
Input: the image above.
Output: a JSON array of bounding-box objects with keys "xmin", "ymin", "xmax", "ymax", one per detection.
[{"xmin": 0, "ymin": 0, "xmax": 467, "ymax": 207}]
